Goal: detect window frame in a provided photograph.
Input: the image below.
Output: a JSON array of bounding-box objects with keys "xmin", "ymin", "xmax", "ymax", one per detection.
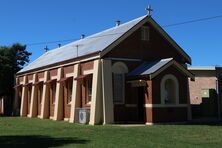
[
  {"xmin": 85, "ymin": 75, "xmax": 93, "ymax": 104},
  {"xmin": 67, "ymin": 78, "xmax": 73, "ymax": 105},
  {"xmin": 111, "ymin": 62, "xmax": 128, "ymax": 105},
  {"xmin": 112, "ymin": 73, "xmax": 125, "ymax": 104},
  {"xmin": 50, "ymin": 81, "xmax": 57, "ymax": 105}
]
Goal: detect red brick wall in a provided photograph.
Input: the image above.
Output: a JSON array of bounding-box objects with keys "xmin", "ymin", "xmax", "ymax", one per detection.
[
  {"xmin": 80, "ymin": 61, "xmax": 94, "ymax": 74},
  {"xmin": 105, "ymin": 23, "xmax": 187, "ymax": 64},
  {"xmin": 49, "ymin": 69, "xmax": 58, "ymax": 77},
  {"xmin": 37, "ymin": 72, "xmax": 44, "ymax": 80},
  {"xmin": 64, "ymin": 65, "xmax": 74, "ymax": 76},
  {"xmin": 189, "ymin": 76, "xmax": 216, "ymax": 105},
  {"xmin": 152, "ymin": 66, "xmax": 188, "ymax": 104},
  {"xmin": 27, "ymin": 75, "xmax": 33, "ymax": 81},
  {"xmin": 146, "ymin": 107, "xmax": 187, "ymax": 123}
]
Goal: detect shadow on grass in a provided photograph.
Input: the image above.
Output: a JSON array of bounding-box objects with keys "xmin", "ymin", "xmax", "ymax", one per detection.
[{"xmin": 0, "ymin": 135, "xmax": 89, "ymax": 148}]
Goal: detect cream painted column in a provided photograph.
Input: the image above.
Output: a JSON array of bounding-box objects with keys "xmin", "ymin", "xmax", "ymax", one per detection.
[
  {"xmin": 101, "ymin": 59, "xmax": 114, "ymax": 124},
  {"xmin": 29, "ymin": 73, "xmax": 38, "ymax": 117},
  {"xmin": 69, "ymin": 64, "xmax": 80, "ymax": 123},
  {"xmin": 40, "ymin": 71, "xmax": 49, "ymax": 119},
  {"xmin": 53, "ymin": 67, "xmax": 64, "ymax": 121},
  {"xmin": 89, "ymin": 59, "xmax": 103, "ymax": 125},
  {"xmin": 20, "ymin": 75, "xmax": 28, "ymax": 117}
]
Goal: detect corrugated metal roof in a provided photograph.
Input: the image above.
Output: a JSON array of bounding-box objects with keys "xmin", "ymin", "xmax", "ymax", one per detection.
[
  {"xmin": 188, "ymin": 66, "xmax": 216, "ymax": 71},
  {"xmin": 128, "ymin": 58, "xmax": 173, "ymax": 76},
  {"xmin": 18, "ymin": 15, "xmax": 147, "ymax": 73}
]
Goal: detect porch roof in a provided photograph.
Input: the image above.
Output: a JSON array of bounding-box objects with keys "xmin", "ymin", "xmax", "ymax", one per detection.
[{"xmin": 128, "ymin": 58, "xmax": 194, "ymax": 80}]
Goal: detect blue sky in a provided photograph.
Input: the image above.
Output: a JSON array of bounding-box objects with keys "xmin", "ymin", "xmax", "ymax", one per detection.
[{"xmin": 0, "ymin": 0, "xmax": 222, "ymax": 66}]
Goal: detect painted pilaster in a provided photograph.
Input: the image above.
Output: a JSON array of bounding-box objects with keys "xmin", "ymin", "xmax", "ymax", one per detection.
[
  {"xmin": 20, "ymin": 75, "xmax": 28, "ymax": 116},
  {"xmin": 53, "ymin": 67, "xmax": 64, "ymax": 121},
  {"xmin": 101, "ymin": 59, "xmax": 114, "ymax": 124},
  {"xmin": 40, "ymin": 71, "xmax": 49, "ymax": 119},
  {"xmin": 29, "ymin": 73, "xmax": 38, "ymax": 117},
  {"xmin": 69, "ymin": 64, "xmax": 80, "ymax": 123},
  {"xmin": 89, "ymin": 60, "xmax": 103, "ymax": 125}
]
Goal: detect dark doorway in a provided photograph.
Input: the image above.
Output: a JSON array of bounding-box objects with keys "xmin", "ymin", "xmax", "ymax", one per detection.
[{"xmin": 137, "ymin": 86, "xmax": 145, "ymax": 123}]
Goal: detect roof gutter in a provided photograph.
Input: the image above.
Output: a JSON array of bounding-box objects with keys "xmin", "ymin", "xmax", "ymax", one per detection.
[{"xmin": 16, "ymin": 51, "xmax": 101, "ymax": 77}]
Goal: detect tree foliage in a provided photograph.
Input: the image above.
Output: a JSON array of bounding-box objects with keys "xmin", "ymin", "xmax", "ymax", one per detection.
[{"xmin": 0, "ymin": 43, "xmax": 31, "ymax": 96}]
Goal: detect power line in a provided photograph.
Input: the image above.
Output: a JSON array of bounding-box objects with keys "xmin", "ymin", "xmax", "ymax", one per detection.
[
  {"xmin": 26, "ymin": 38, "xmax": 76, "ymax": 46},
  {"xmin": 26, "ymin": 14, "xmax": 222, "ymax": 47},
  {"xmin": 26, "ymin": 32, "xmax": 124, "ymax": 47},
  {"xmin": 162, "ymin": 14, "xmax": 222, "ymax": 27}
]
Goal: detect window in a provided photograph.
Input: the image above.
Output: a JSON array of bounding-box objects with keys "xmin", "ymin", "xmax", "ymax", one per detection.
[
  {"xmin": 37, "ymin": 84, "xmax": 43, "ymax": 104},
  {"xmin": 161, "ymin": 74, "xmax": 179, "ymax": 104},
  {"xmin": 51, "ymin": 82, "xmax": 56, "ymax": 104},
  {"xmin": 112, "ymin": 62, "xmax": 128, "ymax": 104},
  {"xmin": 86, "ymin": 75, "xmax": 92, "ymax": 103},
  {"xmin": 67, "ymin": 79, "xmax": 73, "ymax": 104},
  {"xmin": 27, "ymin": 86, "xmax": 32, "ymax": 105},
  {"xmin": 113, "ymin": 73, "xmax": 124, "ymax": 103},
  {"xmin": 141, "ymin": 26, "xmax": 150, "ymax": 41}
]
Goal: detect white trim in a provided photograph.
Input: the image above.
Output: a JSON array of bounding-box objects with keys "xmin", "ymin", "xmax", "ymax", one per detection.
[
  {"xmin": 39, "ymin": 78, "xmax": 44, "ymax": 82},
  {"xmin": 65, "ymin": 73, "xmax": 74, "ymax": 78},
  {"xmin": 51, "ymin": 76, "xmax": 58, "ymax": 80},
  {"xmin": 160, "ymin": 74, "xmax": 179, "ymax": 105},
  {"xmin": 19, "ymin": 81, "xmax": 24, "ymax": 85},
  {"xmin": 105, "ymin": 57, "xmax": 142, "ymax": 62},
  {"xmin": 144, "ymin": 104, "xmax": 188, "ymax": 108},
  {"xmin": 83, "ymin": 69, "xmax": 94, "ymax": 75},
  {"xmin": 64, "ymin": 118, "xmax": 69, "ymax": 121},
  {"xmin": 86, "ymin": 101, "xmax": 91, "ymax": 105},
  {"xmin": 145, "ymin": 122, "xmax": 154, "ymax": 125}
]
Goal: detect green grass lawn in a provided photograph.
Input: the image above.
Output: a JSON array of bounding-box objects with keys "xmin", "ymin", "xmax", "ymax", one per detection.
[{"xmin": 0, "ymin": 117, "xmax": 222, "ymax": 148}]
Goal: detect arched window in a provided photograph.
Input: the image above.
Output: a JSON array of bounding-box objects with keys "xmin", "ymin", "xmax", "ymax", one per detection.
[
  {"xmin": 112, "ymin": 62, "xmax": 128, "ymax": 104},
  {"xmin": 161, "ymin": 74, "xmax": 179, "ymax": 104}
]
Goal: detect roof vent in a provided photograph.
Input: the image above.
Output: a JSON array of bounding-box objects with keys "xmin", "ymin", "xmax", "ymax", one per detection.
[
  {"xmin": 115, "ymin": 20, "xmax": 121, "ymax": 26},
  {"xmin": 81, "ymin": 34, "xmax": 85, "ymax": 39}
]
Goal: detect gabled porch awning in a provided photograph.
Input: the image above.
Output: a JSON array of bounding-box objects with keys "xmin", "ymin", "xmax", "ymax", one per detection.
[{"xmin": 128, "ymin": 58, "xmax": 194, "ymax": 80}]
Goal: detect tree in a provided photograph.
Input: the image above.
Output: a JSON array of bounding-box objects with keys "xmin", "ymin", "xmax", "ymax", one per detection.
[{"xmin": 0, "ymin": 43, "xmax": 31, "ymax": 115}]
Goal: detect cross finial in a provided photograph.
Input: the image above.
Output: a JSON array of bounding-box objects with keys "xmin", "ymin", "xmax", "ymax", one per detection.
[
  {"xmin": 44, "ymin": 46, "xmax": 49, "ymax": 52},
  {"xmin": 146, "ymin": 5, "xmax": 153, "ymax": 16}
]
